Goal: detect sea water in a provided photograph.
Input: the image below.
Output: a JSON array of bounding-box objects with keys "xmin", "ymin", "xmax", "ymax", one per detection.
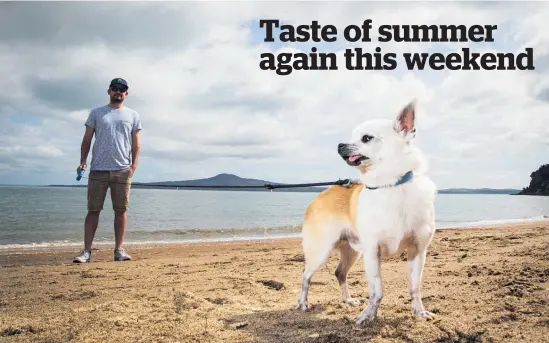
[{"xmin": 0, "ymin": 186, "xmax": 547, "ymax": 251}]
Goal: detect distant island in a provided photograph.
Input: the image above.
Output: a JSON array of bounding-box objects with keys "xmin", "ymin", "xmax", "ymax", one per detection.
[
  {"xmin": 47, "ymin": 173, "xmax": 521, "ymax": 194},
  {"xmin": 436, "ymin": 188, "xmax": 521, "ymax": 195},
  {"xmin": 132, "ymin": 173, "xmax": 324, "ymax": 192},
  {"xmin": 517, "ymin": 164, "xmax": 549, "ymax": 196}
]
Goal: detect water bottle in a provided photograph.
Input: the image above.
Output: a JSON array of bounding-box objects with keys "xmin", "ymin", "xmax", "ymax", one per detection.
[{"xmin": 76, "ymin": 168, "xmax": 85, "ymax": 181}]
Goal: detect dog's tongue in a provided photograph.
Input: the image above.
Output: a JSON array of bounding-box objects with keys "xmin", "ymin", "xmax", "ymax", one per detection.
[{"xmin": 348, "ymin": 155, "xmax": 362, "ymax": 162}]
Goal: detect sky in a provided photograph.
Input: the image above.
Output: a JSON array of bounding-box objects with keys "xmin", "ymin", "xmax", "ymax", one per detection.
[{"xmin": 0, "ymin": 1, "xmax": 548, "ymax": 189}]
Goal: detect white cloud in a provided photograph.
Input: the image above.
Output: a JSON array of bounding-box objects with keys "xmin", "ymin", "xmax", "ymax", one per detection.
[{"xmin": 0, "ymin": 1, "xmax": 547, "ymax": 189}]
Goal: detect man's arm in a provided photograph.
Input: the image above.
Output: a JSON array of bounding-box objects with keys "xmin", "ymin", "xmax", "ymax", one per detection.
[
  {"xmin": 80, "ymin": 125, "xmax": 95, "ymax": 168},
  {"xmin": 130, "ymin": 130, "xmax": 141, "ymax": 174}
]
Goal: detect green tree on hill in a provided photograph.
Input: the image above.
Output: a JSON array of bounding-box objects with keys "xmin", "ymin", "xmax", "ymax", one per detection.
[{"xmin": 518, "ymin": 164, "xmax": 549, "ymax": 196}]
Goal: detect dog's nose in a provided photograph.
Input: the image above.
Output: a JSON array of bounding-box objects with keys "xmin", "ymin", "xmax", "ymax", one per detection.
[{"xmin": 337, "ymin": 143, "xmax": 347, "ymax": 155}]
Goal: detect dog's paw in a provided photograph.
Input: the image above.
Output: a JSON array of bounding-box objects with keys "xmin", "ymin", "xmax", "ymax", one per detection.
[
  {"xmin": 295, "ymin": 301, "xmax": 310, "ymax": 311},
  {"xmin": 343, "ymin": 297, "xmax": 361, "ymax": 306},
  {"xmin": 355, "ymin": 308, "xmax": 377, "ymax": 325},
  {"xmin": 413, "ymin": 309, "xmax": 436, "ymax": 320}
]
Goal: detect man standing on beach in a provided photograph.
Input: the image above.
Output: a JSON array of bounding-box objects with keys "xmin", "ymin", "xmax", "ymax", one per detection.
[{"xmin": 73, "ymin": 78, "xmax": 142, "ymax": 263}]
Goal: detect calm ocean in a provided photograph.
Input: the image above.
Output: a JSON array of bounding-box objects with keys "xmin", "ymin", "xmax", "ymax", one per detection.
[{"xmin": 0, "ymin": 186, "xmax": 548, "ymax": 251}]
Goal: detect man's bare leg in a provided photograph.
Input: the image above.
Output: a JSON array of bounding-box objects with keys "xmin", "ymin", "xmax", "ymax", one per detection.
[
  {"xmin": 113, "ymin": 210, "xmax": 131, "ymax": 261},
  {"xmin": 114, "ymin": 210, "xmax": 127, "ymax": 249},
  {"xmin": 84, "ymin": 210, "xmax": 100, "ymax": 251},
  {"xmin": 74, "ymin": 210, "xmax": 100, "ymax": 263}
]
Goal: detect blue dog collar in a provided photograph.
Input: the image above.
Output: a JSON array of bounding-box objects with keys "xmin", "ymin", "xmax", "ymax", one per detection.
[{"xmin": 365, "ymin": 170, "xmax": 414, "ymax": 190}]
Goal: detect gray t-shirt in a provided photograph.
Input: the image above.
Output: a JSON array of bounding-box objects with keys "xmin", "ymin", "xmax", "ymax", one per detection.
[{"xmin": 85, "ymin": 105, "xmax": 142, "ymax": 171}]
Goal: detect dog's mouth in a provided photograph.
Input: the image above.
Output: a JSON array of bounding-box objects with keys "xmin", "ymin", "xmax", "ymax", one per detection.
[{"xmin": 345, "ymin": 154, "xmax": 368, "ymax": 166}]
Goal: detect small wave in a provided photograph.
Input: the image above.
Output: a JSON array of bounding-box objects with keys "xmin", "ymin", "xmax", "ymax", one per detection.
[
  {"xmin": 0, "ymin": 225, "xmax": 304, "ymax": 252},
  {"xmin": 0, "ymin": 233, "xmax": 302, "ymax": 252},
  {"xmin": 437, "ymin": 215, "xmax": 549, "ymax": 229},
  {"xmin": 0, "ymin": 241, "xmax": 83, "ymax": 251}
]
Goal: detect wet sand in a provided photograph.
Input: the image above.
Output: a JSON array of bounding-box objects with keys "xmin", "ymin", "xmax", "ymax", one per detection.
[{"xmin": 1, "ymin": 221, "xmax": 548, "ymax": 343}]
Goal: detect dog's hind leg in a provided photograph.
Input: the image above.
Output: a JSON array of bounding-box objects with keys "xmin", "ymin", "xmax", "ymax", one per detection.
[
  {"xmin": 296, "ymin": 242, "xmax": 333, "ymax": 311},
  {"xmin": 335, "ymin": 242, "xmax": 362, "ymax": 306},
  {"xmin": 296, "ymin": 226, "xmax": 339, "ymax": 311}
]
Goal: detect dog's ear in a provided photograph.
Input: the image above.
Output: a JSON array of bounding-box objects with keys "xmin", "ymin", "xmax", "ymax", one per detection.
[{"xmin": 394, "ymin": 100, "xmax": 416, "ymax": 135}]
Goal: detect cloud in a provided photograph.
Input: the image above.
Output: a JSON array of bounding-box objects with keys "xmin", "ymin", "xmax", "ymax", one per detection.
[{"xmin": 0, "ymin": 1, "xmax": 548, "ymax": 189}]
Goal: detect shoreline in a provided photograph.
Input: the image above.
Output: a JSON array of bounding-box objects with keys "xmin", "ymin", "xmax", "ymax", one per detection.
[
  {"xmin": 1, "ymin": 221, "xmax": 548, "ymax": 342},
  {"xmin": 1, "ymin": 217, "xmax": 548, "ymax": 253}
]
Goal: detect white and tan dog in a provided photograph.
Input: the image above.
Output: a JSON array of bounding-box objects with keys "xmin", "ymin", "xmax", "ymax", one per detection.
[{"xmin": 295, "ymin": 100, "xmax": 437, "ymax": 325}]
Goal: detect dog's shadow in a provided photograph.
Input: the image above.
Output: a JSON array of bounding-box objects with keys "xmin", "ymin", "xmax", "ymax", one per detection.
[{"xmin": 222, "ymin": 307, "xmax": 412, "ymax": 343}]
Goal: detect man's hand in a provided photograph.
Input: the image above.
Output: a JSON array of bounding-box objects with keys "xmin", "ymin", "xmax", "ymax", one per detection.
[
  {"xmin": 129, "ymin": 165, "xmax": 136, "ymax": 177},
  {"xmin": 77, "ymin": 163, "xmax": 87, "ymax": 173}
]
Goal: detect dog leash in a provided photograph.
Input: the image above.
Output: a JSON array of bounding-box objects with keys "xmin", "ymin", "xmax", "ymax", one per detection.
[{"xmin": 75, "ymin": 170, "xmax": 360, "ymax": 191}]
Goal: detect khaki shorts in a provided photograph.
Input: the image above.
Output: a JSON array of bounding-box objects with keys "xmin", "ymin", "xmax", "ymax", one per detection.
[{"xmin": 87, "ymin": 169, "xmax": 133, "ymax": 212}]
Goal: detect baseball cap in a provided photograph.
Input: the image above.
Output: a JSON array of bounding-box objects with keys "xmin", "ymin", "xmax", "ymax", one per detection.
[{"xmin": 110, "ymin": 78, "xmax": 128, "ymax": 88}]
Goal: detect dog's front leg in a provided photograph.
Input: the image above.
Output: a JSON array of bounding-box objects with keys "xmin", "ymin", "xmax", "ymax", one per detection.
[
  {"xmin": 355, "ymin": 245, "xmax": 382, "ymax": 325},
  {"xmin": 407, "ymin": 244, "xmax": 435, "ymax": 320}
]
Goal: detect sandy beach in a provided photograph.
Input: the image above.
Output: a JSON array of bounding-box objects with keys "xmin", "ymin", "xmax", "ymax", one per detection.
[{"xmin": 1, "ymin": 221, "xmax": 548, "ymax": 343}]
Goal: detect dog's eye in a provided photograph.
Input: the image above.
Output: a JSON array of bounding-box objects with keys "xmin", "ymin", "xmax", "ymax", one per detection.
[{"xmin": 361, "ymin": 135, "xmax": 374, "ymax": 143}]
